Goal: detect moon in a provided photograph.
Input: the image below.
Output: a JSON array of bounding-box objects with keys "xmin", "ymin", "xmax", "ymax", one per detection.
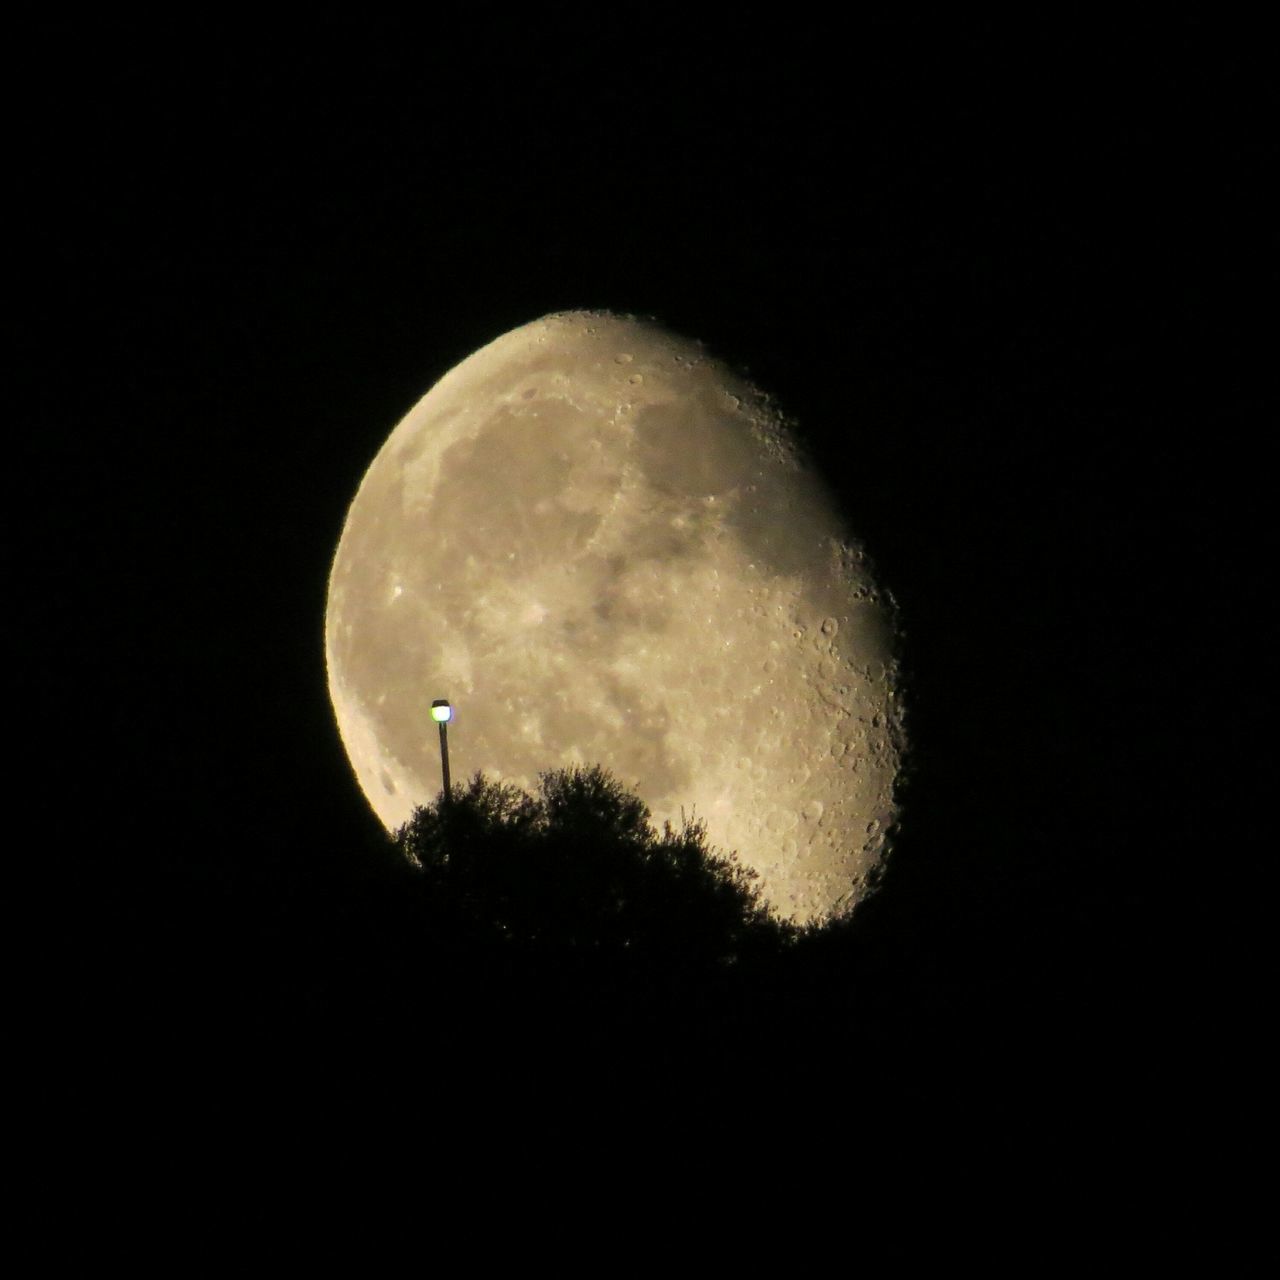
[{"xmin": 326, "ymin": 311, "xmax": 904, "ymax": 923}]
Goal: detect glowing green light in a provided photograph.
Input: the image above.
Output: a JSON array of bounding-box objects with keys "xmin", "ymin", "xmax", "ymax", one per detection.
[{"xmin": 431, "ymin": 700, "xmax": 453, "ymax": 723}]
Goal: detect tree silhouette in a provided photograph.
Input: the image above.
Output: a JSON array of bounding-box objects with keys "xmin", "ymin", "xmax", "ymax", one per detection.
[{"xmin": 394, "ymin": 765, "xmax": 788, "ymax": 963}]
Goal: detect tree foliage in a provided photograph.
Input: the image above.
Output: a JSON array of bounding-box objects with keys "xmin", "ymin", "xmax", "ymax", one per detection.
[{"xmin": 394, "ymin": 765, "xmax": 786, "ymax": 961}]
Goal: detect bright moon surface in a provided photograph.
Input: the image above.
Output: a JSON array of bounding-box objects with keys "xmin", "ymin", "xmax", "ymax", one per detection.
[{"xmin": 326, "ymin": 311, "xmax": 905, "ymax": 922}]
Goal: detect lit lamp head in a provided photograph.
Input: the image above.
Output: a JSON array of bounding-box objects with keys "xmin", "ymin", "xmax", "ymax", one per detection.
[{"xmin": 430, "ymin": 699, "xmax": 454, "ymax": 723}]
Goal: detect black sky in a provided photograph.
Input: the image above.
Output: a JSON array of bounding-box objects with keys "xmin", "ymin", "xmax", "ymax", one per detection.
[{"xmin": 19, "ymin": 14, "xmax": 1267, "ymax": 1243}]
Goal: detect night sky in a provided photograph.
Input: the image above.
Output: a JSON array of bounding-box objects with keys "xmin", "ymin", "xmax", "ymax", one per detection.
[{"xmin": 21, "ymin": 15, "xmax": 1264, "ymax": 1250}]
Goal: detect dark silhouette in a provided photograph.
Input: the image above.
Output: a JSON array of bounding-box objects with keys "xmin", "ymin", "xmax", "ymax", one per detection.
[{"xmin": 393, "ymin": 765, "xmax": 792, "ymax": 964}]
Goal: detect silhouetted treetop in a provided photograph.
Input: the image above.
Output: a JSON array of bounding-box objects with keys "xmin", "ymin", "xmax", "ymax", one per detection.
[{"xmin": 394, "ymin": 765, "xmax": 788, "ymax": 960}]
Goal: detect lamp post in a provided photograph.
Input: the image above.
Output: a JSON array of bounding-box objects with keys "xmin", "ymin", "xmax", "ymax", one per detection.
[{"xmin": 431, "ymin": 699, "xmax": 453, "ymax": 802}]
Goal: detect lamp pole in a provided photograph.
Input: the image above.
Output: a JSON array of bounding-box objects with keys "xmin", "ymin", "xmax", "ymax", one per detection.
[{"xmin": 431, "ymin": 699, "xmax": 453, "ymax": 803}]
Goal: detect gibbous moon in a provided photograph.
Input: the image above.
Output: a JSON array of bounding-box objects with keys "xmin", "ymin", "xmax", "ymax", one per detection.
[{"xmin": 326, "ymin": 311, "xmax": 904, "ymax": 923}]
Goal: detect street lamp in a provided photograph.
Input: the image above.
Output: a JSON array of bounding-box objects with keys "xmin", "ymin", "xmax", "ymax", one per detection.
[{"xmin": 430, "ymin": 699, "xmax": 453, "ymax": 801}]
